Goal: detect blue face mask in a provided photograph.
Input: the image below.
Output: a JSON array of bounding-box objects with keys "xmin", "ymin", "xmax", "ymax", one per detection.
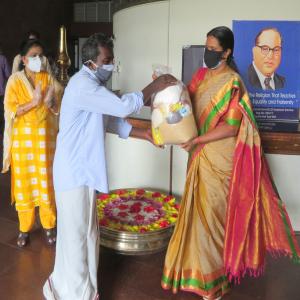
[{"xmin": 85, "ymin": 60, "xmax": 114, "ymax": 83}]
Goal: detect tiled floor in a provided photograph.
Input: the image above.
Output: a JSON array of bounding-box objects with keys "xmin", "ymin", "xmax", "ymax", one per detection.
[{"xmin": 1, "ymin": 162, "xmax": 300, "ymax": 299}]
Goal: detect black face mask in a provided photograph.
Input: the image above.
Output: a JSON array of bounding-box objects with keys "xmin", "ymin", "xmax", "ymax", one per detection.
[{"xmin": 204, "ymin": 48, "xmax": 224, "ymax": 69}]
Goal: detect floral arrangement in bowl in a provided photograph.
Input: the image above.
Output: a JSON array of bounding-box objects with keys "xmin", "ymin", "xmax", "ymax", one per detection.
[{"xmin": 97, "ymin": 189, "xmax": 179, "ymax": 233}]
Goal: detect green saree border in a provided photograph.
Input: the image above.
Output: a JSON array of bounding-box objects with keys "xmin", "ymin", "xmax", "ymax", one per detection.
[{"xmin": 161, "ymin": 273, "xmax": 228, "ymax": 291}]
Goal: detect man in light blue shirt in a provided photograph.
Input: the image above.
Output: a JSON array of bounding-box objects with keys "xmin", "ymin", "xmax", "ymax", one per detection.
[{"xmin": 43, "ymin": 33, "xmax": 176, "ymax": 300}]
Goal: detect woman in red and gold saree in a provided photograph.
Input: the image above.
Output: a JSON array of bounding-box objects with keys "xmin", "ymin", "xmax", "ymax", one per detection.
[{"xmin": 161, "ymin": 26, "xmax": 300, "ymax": 300}]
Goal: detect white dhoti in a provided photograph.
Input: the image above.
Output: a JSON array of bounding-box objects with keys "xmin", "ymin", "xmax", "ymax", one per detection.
[{"xmin": 43, "ymin": 186, "xmax": 99, "ymax": 300}]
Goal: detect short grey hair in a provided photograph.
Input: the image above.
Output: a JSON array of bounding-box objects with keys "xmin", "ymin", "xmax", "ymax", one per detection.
[{"xmin": 81, "ymin": 33, "xmax": 114, "ymax": 64}]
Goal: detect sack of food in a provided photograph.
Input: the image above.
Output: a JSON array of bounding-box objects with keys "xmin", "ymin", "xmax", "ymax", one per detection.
[{"xmin": 151, "ymin": 80, "xmax": 197, "ymax": 146}]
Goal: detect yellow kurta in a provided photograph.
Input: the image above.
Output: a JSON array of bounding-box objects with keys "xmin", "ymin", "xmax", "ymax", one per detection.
[{"xmin": 2, "ymin": 70, "xmax": 62, "ymax": 231}]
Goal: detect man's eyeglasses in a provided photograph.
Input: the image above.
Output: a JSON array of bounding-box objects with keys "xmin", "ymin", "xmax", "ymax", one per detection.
[{"xmin": 256, "ymin": 45, "xmax": 282, "ymax": 56}]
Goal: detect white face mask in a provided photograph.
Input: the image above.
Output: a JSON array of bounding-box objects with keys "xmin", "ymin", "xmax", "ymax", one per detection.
[{"xmin": 27, "ymin": 56, "xmax": 42, "ymax": 73}]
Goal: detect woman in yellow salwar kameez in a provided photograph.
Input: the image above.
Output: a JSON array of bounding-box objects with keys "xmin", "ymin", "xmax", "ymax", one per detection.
[
  {"xmin": 161, "ymin": 26, "xmax": 300, "ymax": 300},
  {"xmin": 2, "ymin": 39, "xmax": 62, "ymax": 247}
]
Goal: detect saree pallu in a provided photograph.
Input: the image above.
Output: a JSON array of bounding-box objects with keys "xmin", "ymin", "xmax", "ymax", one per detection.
[{"xmin": 162, "ymin": 68, "xmax": 300, "ymax": 298}]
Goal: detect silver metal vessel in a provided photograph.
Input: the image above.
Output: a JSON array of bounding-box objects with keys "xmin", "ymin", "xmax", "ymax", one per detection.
[{"xmin": 100, "ymin": 225, "xmax": 174, "ymax": 255}]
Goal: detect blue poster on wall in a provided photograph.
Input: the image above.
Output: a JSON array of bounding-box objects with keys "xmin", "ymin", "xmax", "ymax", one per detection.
[{"xmin": 233, "ymin": 20, "xmax": 300, "ymax": 121}]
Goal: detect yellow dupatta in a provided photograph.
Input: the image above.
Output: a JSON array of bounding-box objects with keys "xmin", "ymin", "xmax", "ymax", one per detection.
[{"xmin": 2, "ymin": 70, "xmax": 63, "ymax": 173}]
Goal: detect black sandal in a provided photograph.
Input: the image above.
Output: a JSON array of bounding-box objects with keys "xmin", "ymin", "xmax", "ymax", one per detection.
[
  {"xmin": 44, "ymin": 228, "xmax": 56, "ymax": 246},
  {"xmin": 17, "ymin": 232, "xmax": 30, "ymax": 247}
]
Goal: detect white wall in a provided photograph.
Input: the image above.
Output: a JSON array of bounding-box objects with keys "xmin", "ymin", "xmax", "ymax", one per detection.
[
  {"xmin": 108, "ymin": 0, "xmax": 300, "ymax": 229},
  {"xmin": 168, "ymin": 0, "xmax": 300, "ymax": 77},
  {"xmin": 112, "ymin": 1, "xmax": 169, "ymax": 92},
  {"xmin": 265, "ymin": 154, "xmax": 300, "ymax": 228},
  {"xmin": 106, "ymin": 1, "xmax": 171, "ymax": 195},
  {"xmin": 106, "ymin": 133, "xmax": 171, "ymax": 193}
]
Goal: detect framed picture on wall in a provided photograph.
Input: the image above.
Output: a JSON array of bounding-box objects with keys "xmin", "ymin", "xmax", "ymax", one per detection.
[{"xmin": 233, "ymin": 20, "xmax": 300, "ymax": 122}]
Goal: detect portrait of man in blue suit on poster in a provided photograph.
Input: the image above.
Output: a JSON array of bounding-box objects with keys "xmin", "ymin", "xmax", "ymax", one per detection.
[
  {"xmin": 233, "ymin": 20, "xmax": 300, "ymax": 121},
  {"xmin": 248, "ymin": 27, "xmax": 285, "ymax": 90}
]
